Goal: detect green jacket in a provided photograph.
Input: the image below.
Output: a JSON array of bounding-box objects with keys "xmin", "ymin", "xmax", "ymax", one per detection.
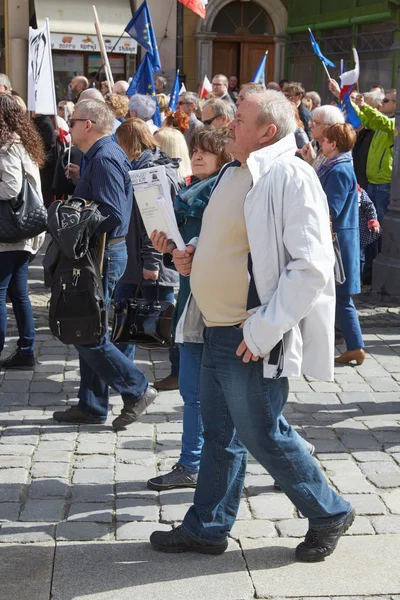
[{"xmin": 353, "ymin": 103, "xmax": 395, "ymax": 185}]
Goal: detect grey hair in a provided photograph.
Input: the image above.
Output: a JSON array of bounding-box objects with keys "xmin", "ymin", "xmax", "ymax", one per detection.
[
  {"xmin": 155, "ymin": 76, "xmax": 167, "ymax": 89},
  {"xmin": 213, "ymin": 74, "xmax": 228, "ymax": 86},
  {"xmin": 128, "ymin": 94, "xmax": 156, "ymax": 120},
  {"xmin": 0, "ymin": 73, "xmax": 11, "ymax": 92},
  {"xmin": 312, "ymin": 105, "xmax": 345, "ymax": 125},
  {"xmin": 386, "ymin": 88, "xmax": 397, "ymax": 99},
  {"xmin": 305, "ymin": 91, "xmax": 321, "ymax": 108},
  {"xmin": 78, "ymin": 88, "xmax": 105, "ymax": 103},
  {"xmin": 179, "ymin": 91, "xmax": 199, "ymax": 109},
  {"xmin": 203, "ymin": 98, "xmax": 235, "ymax": 122},
  {"xmin": 75, "ymin": 99, "xmax": 115, "ymax": 135},
  {"xmin": 254, "ymin": 91, "xmax": 297, "ymax": 141},
  {"xmin": 364, "ymin": 90, "xmax": 384, "ymax": 108}
]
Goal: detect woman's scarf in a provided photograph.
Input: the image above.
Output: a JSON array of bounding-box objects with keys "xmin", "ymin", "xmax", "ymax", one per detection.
[{"xmin": 316, "ymin": 151, "xmax": 353, "ymax": 180}]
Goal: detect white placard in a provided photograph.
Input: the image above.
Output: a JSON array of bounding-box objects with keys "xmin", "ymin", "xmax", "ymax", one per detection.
[{"xmin": 28, "ymin": 19, "xmax": 57, "ymax": 115}]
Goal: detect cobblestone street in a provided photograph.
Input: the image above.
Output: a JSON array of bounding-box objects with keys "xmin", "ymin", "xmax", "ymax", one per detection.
[{"xmin": 0, "ymin": 253, "xmax": 400, "ymax": 600}]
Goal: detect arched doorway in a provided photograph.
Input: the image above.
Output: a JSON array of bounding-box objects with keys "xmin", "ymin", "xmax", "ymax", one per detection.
[
  {"xmin": 195, "ymin": 0, "xmax": 287, "ymax": 85},
  {"xmin": 212, "ymin": 1, "xmax": 275, "ymax": 84}
]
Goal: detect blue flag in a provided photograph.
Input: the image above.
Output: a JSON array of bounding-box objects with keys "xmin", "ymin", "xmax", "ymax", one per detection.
[
  {"xmin": 251, "ymin": 52, "xmax": 267, "ymax": 85},
  {"xmin": 125, "ymin": 0, "xmax": 161, "ymax": 72},
  {"xmin": 339, "ymin": 88, "xmax": 362, "ymax": 129},
  {"xmin": 169, "ymin": 71, "xmax": 180, "ymax": 111},
  {"xmin": 127, "ymin": 53, "xmax": 161, "ymax": 127},
  {"xmin": 309, "ymin": 29, "xmax": 335, "ymax": 68}
]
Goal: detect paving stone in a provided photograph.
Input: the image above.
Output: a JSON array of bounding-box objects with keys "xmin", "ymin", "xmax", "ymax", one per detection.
[
  {"xmin": 28, "ymin": 478, "xmax": 69, "ymax": 498},
  {"xmin": 296, "ymin": 392, "xmax": 341, "ymax": 405},
  {"xmin": 1, "ymin": 379, "xmax": 31, "ymax": 393},
  {"xmin": 0, "ymin": 542, "xmax": 54, "ymax": 600},
  {"xmin": 20, "ymin": 498, "xmax": 65, "ymax": 522},
  {"xmin": 338, "ymin": 392, "xmax": 376, "ymax": 404},
  {"xmin": 315, "ymin": 452, "xmax": 350, "ymax": 460},
  {"xmin": 115, "ymin": 463, "xmax": 156, "ymax": 482},
  {"xmin": 0, "ymin": 522, "xmax": 55, "ymax": 542},
  {"xmin": 367, "ymin": 474, "xmax": 400, "ymax": 488},
  {"xmin": 371, "ymin": 515, "xmax": 400, "ymax": 534},
  {"xmin": 352, "ymin": 451, "xmax": 393, "ymax": 463},
  {"xmin": 275, "ymin": 518, "xmax": 308, "ymax": 537},
  {"xmin": 0, "ymin": 468, "xmax": 29, "ymax": 484},
  {"xmin": 31, "ymin": 461, "xmax": 70, "ymax": 478},
  {"xmin": 74, "ymin": 455, "xmax": 115, "ymax": 469},
  {"xmin": 364, "ymin": 378, "xmax": 400, "ymax": 392},
  {"xmin": 392, "ymin": 453, "xmax": 400, "ymax": 465},
  {"xmin": 339, "ymin": 383, "xmax": 373, "ymax": 392},
  {"xmin": 0, "ymin": 455, "xmax": 31, "ymax": 468},
  {"xmin": 116, "ymin": 521, "xmax": 170, "ymax": 540},
  {"xmin": 67, "ymin": 502, "xmax": 113, "ymax": 523},
  {"xmin": 0, "ymin": 434, "xmax": 39, "ymax": 445},
  {"xmin": 231, "ymin": 519, "xmax": 277, "ymax": 539},
  {"xmin": 76, "ymin": 442, "xmax": 115, "ymax": 454},
  {"xmin": 116, "ymin": 438, "xmax": 154, "ymax": 450},
  {"xmin": 0, "ymin": 392, "xmax": 29, "ymax": 405},
  {"xmin": 71, "ymin": 484, "xmax": 114, "ymax": 504},
  {"xmin": 359, "ymin": 461, "xmax": 400, "ymax": 476},
  {"xmin": 302, "ymin": 426, "xmax": 337, "ymax": 440},
  {"xmin": 321, "ymin": 459, "xmax": 364, "ymax": 477},
  {"xmin": 56, "ymin": 521, "xmax": 113, "ymax": 541},
  {"xmin": 0, "ymin": 483, "xmax": 25, "ymax": 503},
  {"xmin": 30, "ymin": 381, "xmax": 62, "ymax": 393},
  {"xmin": 346, "ymin": 516, "xmax": 375, "ymax": 535},
  {"xmin": 381, "ymin": 489, "xmax": 400, "ymax": 514},
  {"xmin": 339, "ymin": 432, "xmax": 381, "ymax": 450},
  {"xmin": 312, "ymin": 439, "xmax": 348, "ymax": 453},
  {"xmin": 33, "ymin": 450, "xmax": 73, "ymax": 463},
  {"xmin": 0, "ymin": 503, "xmax": 20, "ymax": 521},
  {"xmin": 330, "ymin": 475, "xmax": 375, "ymax": 493},
  {"xmin": 116, "ymin": 497, "xmax": 159, "ymax": 522},
  {"xmin": 115, "ymin": 481, "xmax": 158, "ymax": 500},
  {"xmin": 343, "ymin": 494, "xmax": 387, "ymax": 515},
  {"xmin": 248, "ymin": 494, "xmax": 295, "ymax": 520},
  {"xmin": 72, "ymin": 468, "xmax": 114, "ymax": 485}
]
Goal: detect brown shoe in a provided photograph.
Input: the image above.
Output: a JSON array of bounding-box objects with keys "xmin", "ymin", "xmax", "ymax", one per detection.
[
  {"xmin": 335, "ymin": 348, "xmax": 366, "ymax": 366},
  {"xmin": 153, "ymin": 374, "xmax": 179, "ymax": 391},
  {"xmin": 112, "ymin": 386, "xmax": 158, "ymax": 430}
]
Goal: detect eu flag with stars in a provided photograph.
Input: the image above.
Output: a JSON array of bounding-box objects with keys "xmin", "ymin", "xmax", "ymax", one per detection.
[
  {"xmin": 169, "ymin": 71, "xmax": 180, "ymax": 111},
  {"xmin": 309, "ymin": 29, "xmax": 335, "ymax": 68},
  {"xmin": 125, "ymin": 0, "xmax": 161, "ymax": 72},
  {"xmin": 339, "ymin": 89, "xmax": 362, "ymax": 129},
  {"xmin": 127, "ymin": 53, "xmax": 161, "ymax": 127},
  {"xmin": 251, "ymin": 52, "xmax": 268, "ymax": 86}
]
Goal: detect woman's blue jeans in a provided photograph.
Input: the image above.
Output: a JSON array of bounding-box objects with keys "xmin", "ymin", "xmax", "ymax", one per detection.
[
  {"xmin": 182, "ymin": 326, "xmax": 352, "ymax": 542},
  {"xmin": 0, "ymin": 250, "xmax": 35, "ymax": 355},
  {"xmin": 114, "ymin": 282, "xmax": 179, "ymax": 376},
  {"xmin": 178, "ymin": 342, "xmax": 204, "ymax": 472},
  {"xmin": 335, "ymin": 294, "xmax": 364, "ymax": 351},
  {"xmin": 75, "ymin": 242, "xmax": 148, "ymax": 419}
]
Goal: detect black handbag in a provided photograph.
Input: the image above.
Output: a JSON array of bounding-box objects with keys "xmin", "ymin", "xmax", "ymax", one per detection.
[
  {"xmin": 111, "ymin": 279, "xmax": 174, "ymax": 349},
  {"xmin": 0, "ymin": 165, "xmax": 48, "ymax": 243},
  {"xmin": 332, "ymin": 232, "xmax": 346, "ymax": 286}
]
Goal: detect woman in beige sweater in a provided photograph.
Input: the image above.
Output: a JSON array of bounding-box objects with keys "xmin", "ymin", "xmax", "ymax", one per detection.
[{"xmin": 0, "ymin": 94, "xmax": 45, "ymax": 369}]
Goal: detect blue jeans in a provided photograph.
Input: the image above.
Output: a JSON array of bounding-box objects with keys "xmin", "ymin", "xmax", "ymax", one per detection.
[
  {"xmin": 182, "ymin": 326, "xmax": 352, "ymax": 542},
  {"xmin": 76, "ymin": 242, "xmax": 148, "ymax": 419},
  {"xmin": 363, "ymin": 183, "xmax": 391, "ymax": 280},
  {"xmin": 114, "ymin": 282, "xmax": 179, "ymax": 376},
  {"xmin": 335, "ymin": 294, "xmax": 364, "ymax": 351},
  {"xmin": 178, "ymin": 342, "xmax": 204, "ymax": 472},
  {"xmin": 0, "ymin": 251, "xmax": 35, "ymax": 355}
]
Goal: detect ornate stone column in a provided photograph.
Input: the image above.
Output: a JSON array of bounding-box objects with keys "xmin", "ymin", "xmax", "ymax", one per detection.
[
  {"xmin": 273, "ymin": 36, "xmax": 286, "ymax": 82},
  {"xmin": 195, "ymin": 31, "xmax": 217, "ymax": 84},
  {"xmin": 372, "ymin": 41, "xmax": 400, "ymax": 298}
]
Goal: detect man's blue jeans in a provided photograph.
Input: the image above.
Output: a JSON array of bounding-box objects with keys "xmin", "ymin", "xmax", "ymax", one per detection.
[
  {"xmin": 114, "ymin": 282, "xmax": 179, "ymax": 376},
  {"xmin": 76, "ymin": 242, "xmax": 148, "ymax": 419},
  {"xmin": 178, "ymin": 342, "xmax": 204, "ymax": 472},
  {"xmin": 363, "ymin": 183, "xmax": 391, "ymax": 281},
  {"xmin": 0, "ymin": 251, "xmax": 35, "ymax": 355},
  {"xmin": 182, "ymin": 326, "xmax": 352, "ymax": 542}
]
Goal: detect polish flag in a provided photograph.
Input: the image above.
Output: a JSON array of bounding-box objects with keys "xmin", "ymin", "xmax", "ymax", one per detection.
[
  {"xmin": 199, "ymin": 75, "xmax": 212, "ymax": 99},
  {"xmin": 59, "ymin": 127, "xmax": 71, "ymax": 146},
  {"xmin": 178, "ymin": 0, "xmax": 208, "ymax": 19},
  {"xmin": 340, "ymin": 47, "xmax": 360, "ymax": 100}
]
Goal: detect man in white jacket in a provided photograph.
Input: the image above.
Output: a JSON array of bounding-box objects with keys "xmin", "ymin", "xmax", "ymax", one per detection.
[{"xmin": 150, "ymin": 91, "xmax": 354, "ymax": 561}]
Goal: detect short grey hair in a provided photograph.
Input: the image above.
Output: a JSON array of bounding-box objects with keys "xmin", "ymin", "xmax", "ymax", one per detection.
[
  {"xmin": 128, "ymin": 94, "xmax": 156, "ymax": 121},
  {"xmin": 0, "ymin": 73, "xmax": 12, "ymax": 92},
  {"xmin": 75, "ymin": 99, "xmax": 115, "ymax": 135},
  {"xmin": 155, "ymin": 76, "xmax": 167, "ymax": 89},
  {"xmin": 255, "ymin": 90, "xmax": 297, "ymax": 141},
  {"xmin": 78, "ymin": 88, "xmax": 105, "ymax": 103},
  {"xmin": 203, "ymin": 98, "xmax": 235, "ymax": 122},
  {"xmin": 305, "ymin": 91, "xmax": 321, "ymax": 108},
  {"xmin": 213, "ymin": 74, "xmax": 228, "ymax": 86},
  {"xmin": 364, "ymin": 90, "xmax": 384, "ymax": 108},
  {"xmin": 179, "ymin": 91, "xmax": 199, "ymax": 109},
  {"xmin": 312, "ymin": 105, "xmax": 345, "ymax": 126}
]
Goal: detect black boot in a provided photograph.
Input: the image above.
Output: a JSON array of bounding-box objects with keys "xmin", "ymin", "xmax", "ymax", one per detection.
[
  {"xmin": 0, "ymin": 350, "xmax": 35, "ymax": 370},
  {"xmin": 295, "ymin": 508, "xmax": 355, "ymax": 562},
  {"xmin": 150, "ymin": 526, "xmax": 228, "ymax": 555}
]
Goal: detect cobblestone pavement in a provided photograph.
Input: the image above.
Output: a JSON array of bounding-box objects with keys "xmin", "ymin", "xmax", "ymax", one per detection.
[{"xmin": 0, "ymin": 254, "xmax": 399, "ymax": 600}]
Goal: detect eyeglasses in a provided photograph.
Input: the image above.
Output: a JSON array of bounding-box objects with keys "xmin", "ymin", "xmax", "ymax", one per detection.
[
  {"xmin": 69, "ymin": 118, "xmax": 97, "ymax": 128},
  {"xmin": 177, "ymin": 101, "xmax": 189, "ymax": 105},
  {"xmin": 57, "ymin": 105, "xmax": 64, "ymax": 110},
  {"xmin": 284, "ymin": 93, "xmax": 299, "ymax": 99},
  {"xmin": 383, "ymin": 98, "xmax": 395, "ymax": 103},
  {"xmin": 202, "ymin": 115, "xmax": 219, "ymax": 126}
]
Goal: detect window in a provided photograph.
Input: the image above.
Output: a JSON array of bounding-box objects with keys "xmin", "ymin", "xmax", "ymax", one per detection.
[{"xmin": 212, "ymin": 1, "xmax": 274, "ymax": 36}]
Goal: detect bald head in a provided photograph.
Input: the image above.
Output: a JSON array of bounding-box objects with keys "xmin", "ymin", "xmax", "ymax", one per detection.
[
  {"xmin": 78, "ymin": 88, "xmax": 105, "ymax": 103},
  {"xmin": 112, "ymin": 80, "xmax": 129, "ymax": 95},
  {"xmin": 70, "ymin": 76, "xmax": 89, "ymax": 101}
]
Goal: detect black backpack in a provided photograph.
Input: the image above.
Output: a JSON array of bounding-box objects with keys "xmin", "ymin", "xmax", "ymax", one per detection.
[{"xmin": 49, "ymin": 246, "xmax": 107, "ymax": 345}]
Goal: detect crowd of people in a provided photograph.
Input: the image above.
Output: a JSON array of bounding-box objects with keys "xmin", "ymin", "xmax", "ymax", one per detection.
[{"xmin": 0, "ymin": 66, "xmax": 396, "ymax": 562}]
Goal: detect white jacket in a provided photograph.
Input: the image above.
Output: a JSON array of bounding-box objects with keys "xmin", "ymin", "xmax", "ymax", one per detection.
[
  {"xmin": 176, "ymin": 133, "xmax": 336, "ymax": 381},
  {"xmin": 0, "ymin": 140, "xmax": 45, "ymax": 254}
]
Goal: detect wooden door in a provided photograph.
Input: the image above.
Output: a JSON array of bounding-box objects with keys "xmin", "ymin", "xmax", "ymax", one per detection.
[
  {"xmin": 212, "ymin": 42, "xmax": 240, "ymax": 78},
  {"xmin": 240, "ymin": 42, "xmax": 274, "ymax": 84}
]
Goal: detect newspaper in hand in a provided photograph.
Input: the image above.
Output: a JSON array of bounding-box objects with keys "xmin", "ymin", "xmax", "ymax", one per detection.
[{"xmin": 129, "ymin": 165, "xmax": 186, "ymax": 251}]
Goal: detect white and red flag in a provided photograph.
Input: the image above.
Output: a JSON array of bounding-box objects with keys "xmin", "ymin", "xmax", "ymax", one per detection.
[
  {"xmin": 178, "ymin": 0, "xmax": 208, "ymax": 19},
  {"xmin": 339, "ymin": 47, "xmax": 360, "ymax": 100},
  {"xmin": 199, "ymin": 75, "xmax": 212, "ymax": 99}
]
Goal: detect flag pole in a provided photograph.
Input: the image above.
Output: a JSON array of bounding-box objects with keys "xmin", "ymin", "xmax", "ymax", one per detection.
[
  {"xmin": 321, "ymin": 61, "xmax": 332, "ymax": 82},
  {"xmin": 93, "ymin": 5, "xmax": 114, "ymax": 87}
]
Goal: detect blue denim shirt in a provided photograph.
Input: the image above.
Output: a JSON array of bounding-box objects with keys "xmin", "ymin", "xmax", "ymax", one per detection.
[{"xmin": 74, "ymin": 136, "xmax": 132, "ymax": 239}]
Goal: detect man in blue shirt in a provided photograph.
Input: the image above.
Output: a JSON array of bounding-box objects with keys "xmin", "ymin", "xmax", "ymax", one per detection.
[{"xmin": 53, "ymin": 99, "xmax": 157, "ymax": 429}]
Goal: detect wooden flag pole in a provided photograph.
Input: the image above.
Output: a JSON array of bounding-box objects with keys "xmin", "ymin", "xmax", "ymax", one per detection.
[
  {"xmin": 93, "ymin": 5, "xmax": 114, "ymax": 87},
  {"xmin": 321, "ymin": 60, "xmax": 332, "ymax": 82}
]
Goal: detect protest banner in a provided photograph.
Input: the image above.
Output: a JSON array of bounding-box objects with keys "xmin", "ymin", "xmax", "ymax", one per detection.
[{"xmin": 27, "ymin": 18, "xmax": 57, "ymax": 115}]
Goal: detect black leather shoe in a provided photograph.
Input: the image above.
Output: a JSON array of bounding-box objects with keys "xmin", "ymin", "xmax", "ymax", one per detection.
[
  {"xmin": 150, "ymin": 525, "xmax": 228, "ymax": 555},
  {"xmin": 295, "ymin": 508, "xmax": 355, "ymax": 562},
  {"xmin": 112, "ymin": 386, "xmax": 158, "ymax": 430},
  {"xmin": 147, "ymin": 463, "xmax": 198, "ymax": 491},
  {"xmin": 52, "ymin": 406, "xmax": 106, "ymax": 424},
  {"xmin": 0, "ymin": 350, "xmax": 35, "ymax": 370}
]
